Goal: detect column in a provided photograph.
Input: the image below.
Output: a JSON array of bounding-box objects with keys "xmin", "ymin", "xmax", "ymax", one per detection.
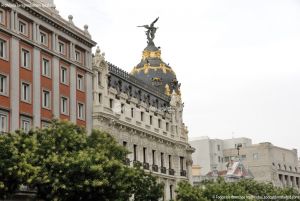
[
  {"xmin": 52, "ymin": 57, "xmax": 60, "ymax": 118},
  {"xmin": 85, "ymin": 72, "xmax": 93, "ymax": 134},
  {"xmin": 33, "ymin": 22, "xmax": 37, "ymax": 42},
  {"xmin": 33, "ymin": 47, "xmax": 41, "ymax": 127},
  {"xmin": 10, "ymin": 10, "xmax": 15, "ymax": 31},
  {"xmin": 10, "ymin": 37, "xmax": 19, "ymax": 131},
  {"xmin": 69, "ymin": 65, "xmax": 77, "ymax": 123},
  {"xmin": 52, "ymin": 33, "xmax": 57, "ymax": 53}
]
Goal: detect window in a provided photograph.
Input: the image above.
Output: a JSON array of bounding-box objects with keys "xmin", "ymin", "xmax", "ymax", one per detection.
[
  {"xmin": 168, "ymin": 155, "xmax": 172, "ymax": 168},
  {"xmin": 21, "ymin": 82, "xmax": 31, "ymax": 102},
  {"xmin": 60, "ymin": 67, "xmax": 68, "ymax": 84},
  {"xmin": 19, "ymin": 20, "xmax": 28, "ymax": 35},
  {"xmin": 58, "ymin": 42, "xmax": 65, "ymax": 55},
  {"xmin": 42, "ymin": 58, "xmax": 50, "ymax": 77},
  {"xmin": 61, "ymin": 97, "xmax": 68, "ymax": 115},
  {"xmin": 40, "ymin": 31, "xmax": 48, "ymax": 46},
  {"xmin": 170, "ymin": 185, "xmax": 173, "ymax": 200},
  {"xmin": 218, "ymin": 156, "xmax": 221, "ymax": 163},
  {"xmin": 0, "ymin": 112, "xmax": 8, "ymax": 133},
  {"xmin": 121, "ymin": 103, "xmax": 125, "ymax": 114},
  {"xmin": 150, "ymin": 115, "xmax": 153, "ymax": 125},
  {"xmin": 98, "ymin": 72, "xmax": 101, "ymax": 85},
  {"xmin": 152, "ymin": 150, "xmax": 156, "ymax": 165},
  {"xmin": 140, "ymin": 111, "xmax": 144, "ymax": 121},
  {"xmin": 143, "ymin": 147, "xmax": 147, "ymax": 163},
  {"xmin": 180, "ymin": 156, "xmax": 184, "ymax": 171},
  {"xmin": 0, "ymin": 74, "xmax": 8, "ymax": 95},
  {"xmin": 158, "ymin": 119, "xmax": 161, "ymax": 128},
  {"xmin": 133, "ymin": 144, "xmax": 137, "ymax": 161},
  {"xmin": 123, "ymin": 141, "xmax": 127, "ymax": 147},
  {"xmin": 217, "ymin": 145, "xmax": 221, "ymax": 151},
  {"xmin": 21, "ymin": 117, "xmax": 31, "ymax": 133},
  {"xmin": 77, "ymin": 103, "xmax": 85, "ymax": 120},
  {"xmin": 0, "ymin": 10, "xmax": 4, "ymax": 25},
  {"xmin": 131, "ymin": 108, "xmax": 134, "ymax": 118},
  {"xmin": 42, "ymin": 90, "xmax": 50, "ymax": 109},
  {"xmin": 161, "ymin": 152, "xmax": 164, "ymax": 167},
  {"xmin": 41, "ymin": 121, "xmax": 50, "ymax": 128},
  {"xmin": 75, "ymin": 50, "xmax": 81, "ymax": 62},
  {"xmin": 109, "ymin": 99, "xmax": 113, "ymax": 109},
  {"xmin": 98, "ymin": 93, "xmax": 102, "ymax": 104},
  {"xmin": 166, "ymin": 122, "xmax": 169, "ymax": 131},
  {"xmin": 77, "ymin": 74, "xmax": 84, "ymax": 91},
  {"xmin": 0, "ymin": 39, "xmax": 7, "ymax": 59},
  {"xmin": 21, "ymin": 49, "xmax": 30, "ymax": 68},
  {"xmin": 253, "ymin": 153, "xmax": 258, "ymax": 160}
]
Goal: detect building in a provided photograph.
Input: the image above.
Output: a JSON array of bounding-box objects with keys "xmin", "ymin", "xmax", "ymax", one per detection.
[
  {"xmin": 0, "ymin": 0, "xmax": 96, "ymax": 133},
  {"xmin": 191, "ymin": 137, "xmax": 300, "ymax": 191},
  {"xmin": 92, "ymin": 18, "xmax": 194, "ymax": 200},
  {"xmin": 189, "ymin": 136, "xmax": 252, "ymax": 175},
  {"xmin": 223, "ymin": 142, "xmax": 300, "ymax": 190}
]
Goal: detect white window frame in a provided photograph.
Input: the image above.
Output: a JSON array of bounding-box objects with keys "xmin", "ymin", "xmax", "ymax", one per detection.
[
  {"xmin": 0, "ymin": 38, "xmax": 8, "ymax": 60},
  {"xmin": 77, "ymin": 73, "xmax": 85, "ymax": 91},
  {"xmin": 60, "ymin": 96, "xmax": 69, "ymax": 115},
  {"xmin": 21, "ymin": 116, "xmax": 31, "ymax": 133},
  {"xmin": 77, "ymin": 102, "xmax": 85, "ymax": 120},
  {"xmin": 21, "ymin": 48, "xmax": 31, "ymax": 69},
  {"xmin": 60, "ymin": 66, "xmax": 68, "ymax": 85},
  {"xmin": 42, "ymin": 58, "xmax": 51, "ymax": 77},
  {"xmin": 0, "ymin": 9, "xmax": 5, "ymax": 25},
  {"xmin": 18, "ymin": 19, "xmax": 28, "ymax": 36},
  {"xmin": 42, "ymin": 89, "xmax": 51, "ymax": 109},
  {"xmin": 21, "ymin": 81, "xmax": 31, "ymax": 103},
  {"xmin": 0, "ymin": 111, "xmax": 8, "ymax": 133},
  {"xmin": 58, "ymin": 41, "xmax": 65, "ymax": 55},
  {"xmin": 75, "ymin": 50, "xmax": 81, "ymax": 63},
  {"xmin": 41, "ymin": 121, "xmax": 50, "ymax": 128},
  {"xmin": 40, "ymin": 31, "xmax": 48, "ymax": 46},
  {"xmin": 0, "ymin": 73, "xmax": 8, "ymax": 96}
]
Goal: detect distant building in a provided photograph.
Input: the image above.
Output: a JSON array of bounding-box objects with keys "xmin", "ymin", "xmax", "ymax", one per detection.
[
  {"xmin": 189, "ymin": 137, "xmax": 252, "ymax": 174},
  {"xmin": 224, "ymin": 142, "xmax": 300, "ymax": 190}
]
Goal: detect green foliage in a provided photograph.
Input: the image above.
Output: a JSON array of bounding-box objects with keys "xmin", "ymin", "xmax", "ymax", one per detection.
[
  {"xmin": 176, "ymin": 177, "xmax": 300, "ymax": 201},
  {"xmin": 0, "ymin": 131, "xmax": 38, "ymax": 199},
  {"xmin": 0, "ymin": 120, "xmax": 163, "ymax": 201}
]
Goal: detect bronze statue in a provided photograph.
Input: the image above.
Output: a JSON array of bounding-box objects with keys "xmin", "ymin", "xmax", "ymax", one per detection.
[{"xmin": 137, "ymin": 17, "xmax": 159, "ymax": 45}]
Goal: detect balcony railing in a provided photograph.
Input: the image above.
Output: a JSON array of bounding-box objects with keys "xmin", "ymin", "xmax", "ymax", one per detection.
[
  {"xmin": 169, "ymin": 168, "xmax": 175, "ymax": 175},
  {"xmin": 180, "ymin": 170, "xmax": 187, "ymax": 177},
  {"xmin": 133, "ymin": 160, "xmax": 142, "ymax": 167},
  {"xmin": 123, "ymin": 158, "xmax": 130, "ymax": 166},
  {"xmin": 161, "ymin": 167, "xmax": 167, "ymax": 174},
  {"xmin": 143, "ymin": 162, "xmax": 150, "ymax": 170},
  {"xmin": 152, "ymin": 164, "xmax": 158, "ymax": 172}
]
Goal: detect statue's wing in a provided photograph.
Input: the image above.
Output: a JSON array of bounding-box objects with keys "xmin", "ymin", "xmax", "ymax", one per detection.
[
  {"xmin": 137, "ymin": 25, "xmax": 149, "ymax": 28},
  {"xmin": 151, "ymin": 17, "xmax": 159, "ymax": 26}
]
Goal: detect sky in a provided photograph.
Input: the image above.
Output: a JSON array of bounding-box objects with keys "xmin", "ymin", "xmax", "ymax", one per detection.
[{"xmin": 55, "ymin": 0, "xmax": 300, "ymax": 152}]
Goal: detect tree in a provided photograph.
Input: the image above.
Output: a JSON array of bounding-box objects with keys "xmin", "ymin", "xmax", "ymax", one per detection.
[
  {"xmin": 0, "ymin": 131, "xmax": 38, "ymax": 199},
  {"xmin": 0, "ymin": 120, "xmax": 163, "ymax": 201},
  {"xmin": 176, "ymin": 178, "xmax": 300, "ymax": 201}
]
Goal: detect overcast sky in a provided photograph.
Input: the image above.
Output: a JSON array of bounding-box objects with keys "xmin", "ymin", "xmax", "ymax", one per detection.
[{"xmin": 55, "ymin": 0, "xmax": 300, "ymax": 152}]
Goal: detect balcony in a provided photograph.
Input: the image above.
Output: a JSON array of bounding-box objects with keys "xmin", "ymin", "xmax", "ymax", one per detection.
[
  {"xmin": 152, "ymin": 164, "xmax": 158, "ymax": 172},
  {"xmin": 169, "ymin": 168, "xmax": 175, "ymax": 176},
  {"xmin": 161, "ymin": 167, "xmax": 167, "ymax": 174},
  {"xmin": 143, "ymin": 162, "xmax": 150, "ymax": 170},
  {"xmin": 133, "ymin": 160, "xmax": 142, "ymax": 167},
  {"xmin": 123, "ymin": 158, "xmax": 130, "ymax": 166},
  {"xmin": 180, "ymin": 170, "xmax": 187, "ymax": 177}
]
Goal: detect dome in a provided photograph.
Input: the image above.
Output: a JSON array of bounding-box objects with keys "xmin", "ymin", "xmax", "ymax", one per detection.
[{"xmin": 131, "ymin": 43, "xmax": 181, "ymax": 96}]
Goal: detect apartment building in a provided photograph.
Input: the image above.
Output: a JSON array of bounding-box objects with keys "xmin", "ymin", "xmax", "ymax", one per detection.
[{"xmin": 0, "ymin": 0, "xmax": 96, "ymax": 133}]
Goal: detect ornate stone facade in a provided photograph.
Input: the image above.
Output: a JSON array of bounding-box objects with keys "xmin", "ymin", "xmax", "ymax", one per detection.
[{"xmin": 92, "ymin": 46, "xmax": 194, "ymax": 200}]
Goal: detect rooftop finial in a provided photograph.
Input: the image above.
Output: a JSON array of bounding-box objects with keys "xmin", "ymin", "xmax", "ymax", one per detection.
[
  {"xmin": 68, "ymin": 15, "xmax": 74, "ymax": 25},
  {"xmin": 137, "ymin": 17, "xmax": 159, "ymax": 45}
]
